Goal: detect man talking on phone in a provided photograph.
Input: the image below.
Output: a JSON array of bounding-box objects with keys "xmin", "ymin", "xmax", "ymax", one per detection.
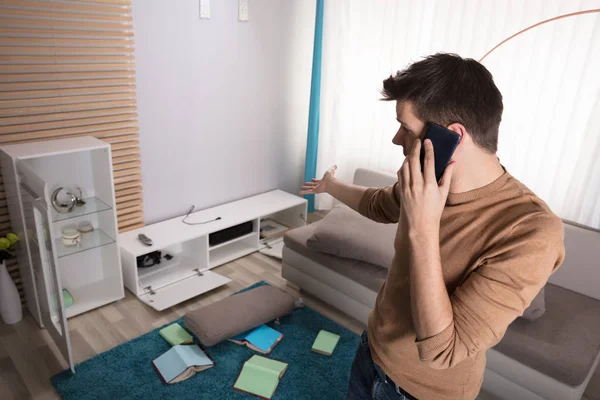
[{"xmin": 300, "ymin": 53, "xmax": 565, "ymax": 400}]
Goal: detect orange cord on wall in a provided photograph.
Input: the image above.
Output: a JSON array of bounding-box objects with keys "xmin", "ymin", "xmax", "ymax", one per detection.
[{"xmin": 478, "ymin": 8, "xmax": 600, "ymax": 63}]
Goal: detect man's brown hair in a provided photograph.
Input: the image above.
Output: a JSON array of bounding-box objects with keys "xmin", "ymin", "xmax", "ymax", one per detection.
[{"xmin": 382, "ymin": 53, "xmax": 503, "ymax": 153}]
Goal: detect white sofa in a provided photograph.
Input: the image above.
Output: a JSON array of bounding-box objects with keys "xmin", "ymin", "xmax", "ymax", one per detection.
[{"xmin": 282, "ymin": 168, "xmax": 600, "ymax": 400}]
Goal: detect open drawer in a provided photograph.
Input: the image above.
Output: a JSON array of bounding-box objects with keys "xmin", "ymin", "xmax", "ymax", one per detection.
[{"xmin": 139, "ymin": 270, "xmax": 231, "ymax": 311}]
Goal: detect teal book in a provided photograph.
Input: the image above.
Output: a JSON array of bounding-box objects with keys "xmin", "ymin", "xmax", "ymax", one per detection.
[
  {"xmin": 230, "ymin": 325, "xmax": 283, "ymax": 354},
  {"xmin": 233, "ymin": 355, "xmax": 288, "ymax": 399},
  {"xmin": 152, "ymin": 345, "xmax": 214, "ymax": 384},
  {"xmin": 159, "ymin": 323, "xmax": 193, "ymax": 346},
  {"xmin": 311, "ymin": 330, "xmax": 340, "ymax": 356}
]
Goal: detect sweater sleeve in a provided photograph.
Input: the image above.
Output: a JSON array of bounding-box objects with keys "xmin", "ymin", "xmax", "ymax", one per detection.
[
  {"xmin": 415, "ymin": 213, "xmax": 565, "ymax": 370},
  {"xmin": 357, "ymin": 183, "xmax": 401, "ymax": 224}
]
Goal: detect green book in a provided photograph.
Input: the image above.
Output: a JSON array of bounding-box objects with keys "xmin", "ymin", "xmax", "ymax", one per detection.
[
  {"xmin": 62, "ymin": 289, "xmax": 75, "ymax": 308},
  {"xmin": 233, "ymin": 355, "xmax": 288, "ymax": 399},
  {"xmin": 311, "ymin": 330, "xmax": 340, "ymax": 356},
  {"xmin": 159, "ymin": 323, "xmax": 193, "ymax": 346}
]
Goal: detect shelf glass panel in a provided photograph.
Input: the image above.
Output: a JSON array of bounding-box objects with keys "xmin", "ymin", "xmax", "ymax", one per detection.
[
  {"xmin": 55, "ymin": 228, "xmax": 115, "ymax": 259},
  {"xmin": 52, "ymin": 197, "xmax": 112, "ymax": 222}
]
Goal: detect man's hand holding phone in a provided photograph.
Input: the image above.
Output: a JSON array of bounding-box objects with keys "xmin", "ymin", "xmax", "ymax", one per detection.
[{"xmin": 397, "ymin": 139, "xmax": 455, "ymax": 237}]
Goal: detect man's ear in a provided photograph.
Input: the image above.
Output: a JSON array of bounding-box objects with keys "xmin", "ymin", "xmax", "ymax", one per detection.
[{"xmin": 446, "ymin": 123, "xmax": 467, "ymax": 144}]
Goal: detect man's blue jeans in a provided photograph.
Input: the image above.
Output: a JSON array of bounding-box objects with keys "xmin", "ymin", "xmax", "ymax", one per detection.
[{"xmin": 347, "ymin": 331, "xmax": 413, "ymax": 400}]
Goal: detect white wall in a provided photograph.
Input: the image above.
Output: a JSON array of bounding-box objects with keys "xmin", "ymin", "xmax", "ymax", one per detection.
[{"xmin": 132, "ymin": 0, "xmax": 315, "ymax": 224}]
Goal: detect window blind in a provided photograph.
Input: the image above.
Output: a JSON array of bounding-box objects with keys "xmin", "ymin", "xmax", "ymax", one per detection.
[{"xmin": 0, "ymin": 0, "xmax": 143, "ymax": 303}]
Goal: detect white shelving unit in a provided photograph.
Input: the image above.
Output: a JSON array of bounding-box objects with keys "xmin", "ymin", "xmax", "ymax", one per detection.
[
  {"xmin": 120, "ymin": 190, "xmax": 307, "ymax": 311},
  {"xmin": 0, "ymin": 137, "xmax": 123, "ymax": 373}
]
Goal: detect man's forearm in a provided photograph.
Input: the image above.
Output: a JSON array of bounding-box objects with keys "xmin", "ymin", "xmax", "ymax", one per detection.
[
  {"xmin": 325, "ymin": 177, "xmax": 368, "ymax": 213},
  {"xmin": 408, "ymin": 228, "xmax": 454, "ymax": 340}
]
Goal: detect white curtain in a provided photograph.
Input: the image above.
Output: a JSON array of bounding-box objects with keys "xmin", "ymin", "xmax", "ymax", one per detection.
[{"xmin": 316, "ymin": 0, "xmax": 600, "ymax": 228}]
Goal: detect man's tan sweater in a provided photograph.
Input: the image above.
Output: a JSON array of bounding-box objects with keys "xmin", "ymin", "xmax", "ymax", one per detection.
[{"xmin": 358, "ymin": 171, "xmax": 565, "ymax": 400}]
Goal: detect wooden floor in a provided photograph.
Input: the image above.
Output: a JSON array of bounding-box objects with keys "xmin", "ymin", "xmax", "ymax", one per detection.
[
  {"xmin": 0, "ymin": 251, "xmax": 364, "ymax": 400},
  {"xmin": 1, "ymin": 249, "xmax": 598, "ymax": 400}
]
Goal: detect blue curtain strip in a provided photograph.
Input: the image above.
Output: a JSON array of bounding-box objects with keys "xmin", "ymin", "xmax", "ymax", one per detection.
[{"xmin": 303, "ymin": 0, "xmax": 324, "ymax": 213}]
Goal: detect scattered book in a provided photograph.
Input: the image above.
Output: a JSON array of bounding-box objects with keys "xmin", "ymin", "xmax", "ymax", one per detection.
[
  {"xmin": 311, "ymin": 330, "xmax": 340, "ymax": 356},
  {"xmin": 229, "ymin": 324, "xmax": 283, "ymax": 354},
  {"xmin": 159, "ymin": 323, "xmax": 193, "ymax": 346},
  {"xmin": 62, "ymin": 289, "xmax": 75, "ymax": 308},
  {"xmin": 152, "ymin": 345, "xmax": 214, "ymax": 384},
  {"xmin": 233, "ymin": 355, "xmax": 288, "ymax": 399}
]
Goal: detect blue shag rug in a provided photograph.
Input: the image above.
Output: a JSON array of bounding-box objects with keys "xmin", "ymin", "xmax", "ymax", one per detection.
[{"xmin": 51, "ymin": 282, "xmax": 360, "ymax": 399}]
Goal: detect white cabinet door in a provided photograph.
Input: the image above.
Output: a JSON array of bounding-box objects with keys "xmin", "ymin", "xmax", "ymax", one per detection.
[
  {"xmin": 139, "ymin": 271, "xmax": 231, "ymax": 311},
  {"xmin": 18, "ymin": 164, "xmax": 75, "ymax": 372},
  {"xmin": 33, "ymin": 198, "xmax": 75, "ymax": 372}
]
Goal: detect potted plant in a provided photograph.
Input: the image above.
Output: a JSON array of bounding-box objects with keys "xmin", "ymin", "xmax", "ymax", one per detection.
[{"xmin": 0, "ymin": 232, "xmax": 22, "ymax": 324}]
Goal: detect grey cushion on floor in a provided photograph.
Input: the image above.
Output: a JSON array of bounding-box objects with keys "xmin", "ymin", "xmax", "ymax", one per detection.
[
  {"xmin": 495, "ymin": 283, "xmax": 600, "ymax": 386},
  {"xmin": 306, "ymin": 205, "xmax": 397, "ymax": 269},
  {"xmin": 184, "ymin": 285, "xmax": 295, "ymax": 347},
  {"xmin": 284, "ymin": 222, "xmax": 388, "ymax": 292}
]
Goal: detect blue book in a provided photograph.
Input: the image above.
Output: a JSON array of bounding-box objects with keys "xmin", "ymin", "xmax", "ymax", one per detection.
[
  {"xmin": 152, "ymin": 345, "xmax": 214, "ymax": 384},
  {"xmin": 229, "ymin": 325, "xmax": 283, "ymax": 354}
]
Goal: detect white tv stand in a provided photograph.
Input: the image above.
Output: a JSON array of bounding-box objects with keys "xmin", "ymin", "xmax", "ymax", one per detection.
[{"xmin": 119, "ymin": 190, "xmax": 307, "ymax": 311}]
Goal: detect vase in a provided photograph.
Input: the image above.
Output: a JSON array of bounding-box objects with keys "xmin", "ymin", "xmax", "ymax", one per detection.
[{"xmin": 0, "ymin": 260, "xmax": 22, "ymax": 324}]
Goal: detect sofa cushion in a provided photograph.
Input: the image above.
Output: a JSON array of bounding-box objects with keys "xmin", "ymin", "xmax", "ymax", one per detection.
[
  {"xmin": 494, "ymin": 283, "xmax": 600, "ymax": 386},
  {"xmin": 519, "ymin": 287, "xmax": 545, "ymax": 321},
  {"xmin": 284, "ymin": 222, "xmax": 388, "ymax": 292},
  {"xmin": 184, "ymin": 286, "xmax": 295, "ymax": 347},
  {"xmin": 307, "ymin": 206, "xmax": 544, "ymax": 319},
  {"xmin": 306, "ymin": 206, "xmax": 397, "ymax": 269}
]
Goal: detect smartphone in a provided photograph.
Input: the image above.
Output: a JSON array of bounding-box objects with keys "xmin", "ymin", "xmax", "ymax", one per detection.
[{"xmin": 419, "ymin": 123, "xmax": 461, "ymax": 182}]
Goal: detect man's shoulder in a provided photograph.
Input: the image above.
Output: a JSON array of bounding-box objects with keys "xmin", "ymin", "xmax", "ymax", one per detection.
[
  {"xmin": 478, "ymin": 175, "xmax": 565, "ymax": 270},
  {"xmin": 500, "ymin": 174, "xmax": 564, "ymax": 241}
]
